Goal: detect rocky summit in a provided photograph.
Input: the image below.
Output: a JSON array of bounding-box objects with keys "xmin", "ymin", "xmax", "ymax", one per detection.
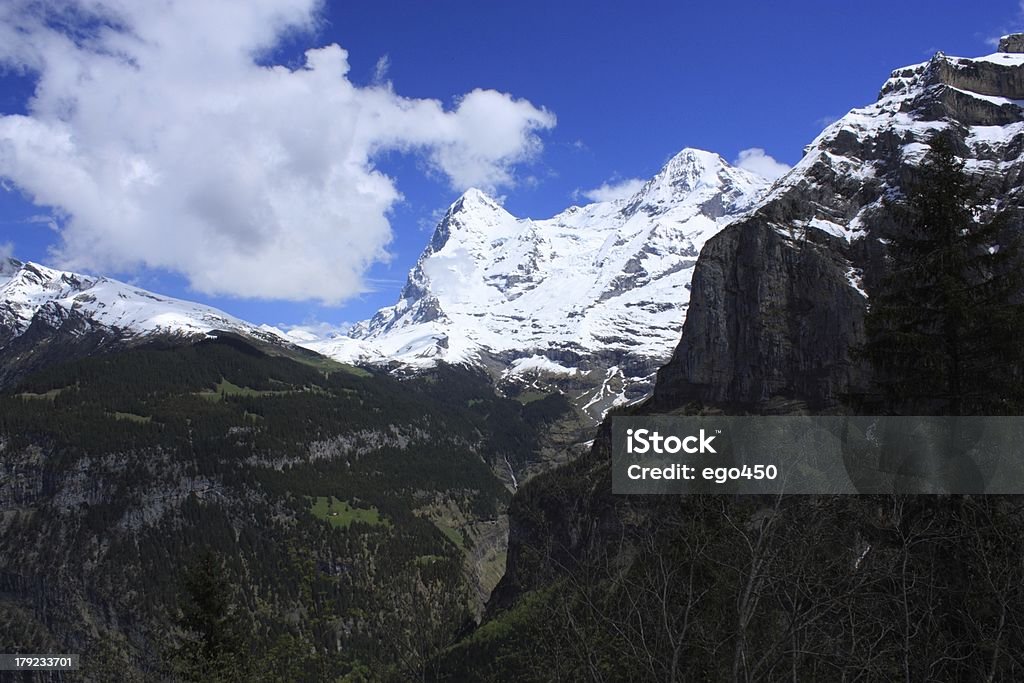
[{"xmin": 999, "ymin": 32, "xmax": 1024, "ymax": 54}]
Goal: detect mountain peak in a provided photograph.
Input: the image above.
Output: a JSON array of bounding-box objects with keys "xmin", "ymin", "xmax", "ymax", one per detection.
[
  {"xmin": 619, "ymin": 146, "xmax": 766, "ymax": 220},
  {"xmin": 655, "ymin": 147, "xmax": 752, "ymax": 191},
  {"xmin": 665, "ymin": 147, "xmax": 726, "ymax": 168},
  {"xmin": 452, "ymin": 187, "xmax": 504, "ymax": 214},
  {"xmin": 428, "ymin": 187, "xmax": 518, "ymax": 251},
  {"xmin": 653, "ymin": 148, "xmax": 731, "ymax": 189}
]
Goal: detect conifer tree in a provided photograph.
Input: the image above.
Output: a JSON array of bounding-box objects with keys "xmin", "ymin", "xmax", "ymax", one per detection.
[
  {"xmin": 171, "ymin": 550, "xmax": 252, "ymax": 682},
  {"xmin": 863, "ymin": 133, "xmax": 1024, "ymax": 416}
]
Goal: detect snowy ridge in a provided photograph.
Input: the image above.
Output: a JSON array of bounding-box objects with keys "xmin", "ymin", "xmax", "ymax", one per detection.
[
  {"xmin": 763, "ymin": 48, "xmax": 1024, "ymax": 245},
  {"xmin": 304, "ymin": 149, "xmax": 769, "ymax": 381},
  {"xmin": 0, "ymin": 258, "xmax": 277, "ymax": 343}
]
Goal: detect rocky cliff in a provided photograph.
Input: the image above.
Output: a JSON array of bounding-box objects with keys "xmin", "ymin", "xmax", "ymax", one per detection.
[{"xmin": 654, "ymin": 41, "xmax": 1024, "ymax": 413}]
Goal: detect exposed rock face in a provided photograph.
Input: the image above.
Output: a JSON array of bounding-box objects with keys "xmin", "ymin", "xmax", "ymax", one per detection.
[
  {"xmin": 493, "ymin": 38, "xmax": 1024, "ymax": 613},
  {"xmin": 455, "ymin": 46, "xmax": 1024, "ymax": 682},
  {"xmin": 999, "ymin": 33, "xmax": 1024, "ymax": 54},
  {"xmin": 652, "ymin": 47, "xmax": 1024, "ymax": 413},
  {"xmin": 0, "ymin": 303, "xmax": 124, "ymax": 388},
  {"xmin": 652, "ymin": 222, "xmax": 869, "ymax": 412},
  {"xmin": 492, "ymin": 37, "xmax": 1024, "ymax": 575}
]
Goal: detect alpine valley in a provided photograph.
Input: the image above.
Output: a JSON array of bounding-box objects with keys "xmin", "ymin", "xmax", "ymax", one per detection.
[{"xmin": 2, "ymin": 37, "xmax": 1024, "ymax": 682}]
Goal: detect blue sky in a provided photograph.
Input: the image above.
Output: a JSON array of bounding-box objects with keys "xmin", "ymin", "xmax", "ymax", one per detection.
[{"xmin": 0, "ymin": 0, "xmax": 1021, "ymax": 333}]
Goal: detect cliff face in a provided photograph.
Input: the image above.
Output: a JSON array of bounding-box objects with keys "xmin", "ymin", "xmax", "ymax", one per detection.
[
  {"xmin": 651, "ymin": 223, "xmax": 869, "ymax": 412},
  {"xmin": 653, "ymin": 43, "xmax": 1024, "ymax": 413}
]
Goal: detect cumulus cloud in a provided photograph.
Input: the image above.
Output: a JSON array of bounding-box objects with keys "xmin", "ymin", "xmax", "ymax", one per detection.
[
  {"xmin": 0, "ymin": 0, "xmax": 555, "ymax": 303},
  {"xmin": 579, "ymin": 178, "xmax": 646, "ymax": 203},
  {"xmin": 732, "ymin": 148, "xmax": 791, "ymax": 181}
]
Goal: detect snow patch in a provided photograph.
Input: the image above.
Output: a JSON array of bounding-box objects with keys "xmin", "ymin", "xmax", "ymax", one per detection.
[{"xmin": 504, "ymin": 355, "xmax": 579, "ymax": 378}]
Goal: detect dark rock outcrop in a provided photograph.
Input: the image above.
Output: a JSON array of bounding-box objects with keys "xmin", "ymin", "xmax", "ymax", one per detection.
[
  {"xmin": 0, "ymin": 304, "xmax": 125, "ymax": 388},
  {"xmin": 999, "ymin": 33, "xmax": 1024, "ymax": 54},
  {"xmin": 481, "ymin": 45, "xmax": 1024, "ymax": 658},
  {"xmin": 651, "ymin": 220, "xmax": 868, "ymax": 412}
]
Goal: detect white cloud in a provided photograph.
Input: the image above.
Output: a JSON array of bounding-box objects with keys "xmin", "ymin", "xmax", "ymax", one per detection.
[
  {"xmin": 26, "ymin": 214, "xmax": 60, "ymax": 232},
  {"xmin": 0, "ymin": 241, "xmax": 13, "ymax": 261},
  {"xmin": 372, "ymin": 54, "xmax": 391, "ymax": 84},
  {"xmin": 0, "ymin": 0, "xmax": 555, "ymax": 304},
  {"xmin": 732, "ymin": 148, "xmax": 791, "ymax": 181},
  {"xmin": 579, "ymin": 178, "xmax": 646, "ymax": 203}
]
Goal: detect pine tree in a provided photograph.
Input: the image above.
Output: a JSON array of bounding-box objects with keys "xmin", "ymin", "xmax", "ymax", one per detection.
[
  {"xmin": 863, "ymin": 133, "xmax": 1024, "ymax": 416},
  {"xmin": 170, "ymin": 550, "xmax": 252, "ymax": 682}
]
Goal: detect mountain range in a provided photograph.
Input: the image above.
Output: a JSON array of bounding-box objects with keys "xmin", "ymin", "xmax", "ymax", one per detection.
[
  {"xmin": 2, "ymin": 43, "xmax": 1022, "ymax": 423},
  {"xmin": 4, "ymin": 44, "xmax": 1023, "ymax": 414},
  {"xmin": 302, "ymin": 148, "xmax": 769, "ymax": 416},
  {"xmin": 0, "ymin": 148, "xmax": 771, "ymax": 419},
  {"xmin": 3, "ymin": 35, "xmax": 1024, "ymax": 682}
]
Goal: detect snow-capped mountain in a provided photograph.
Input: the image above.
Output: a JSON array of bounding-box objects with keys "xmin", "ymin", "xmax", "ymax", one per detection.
[
  {"xmin": 758, "ymin": 46, "xmax": 1024, "ymax": 246},
  {"xmin": 304, "ymin": 148, "xmax": 769, "ymax": 416},
  {"xmin": 0, "ymin": 256, "xmax": 300, "ymax": 387},
  {"xmin": 0, "ymin": 258, "xmax": 277, "ymax": 348},
  {"xmin": 7, "ymin": 43, "xmax": 1017, "ymax": 415}
]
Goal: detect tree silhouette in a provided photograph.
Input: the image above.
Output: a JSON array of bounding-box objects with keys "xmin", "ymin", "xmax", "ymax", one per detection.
[{"xmin": 863, "ymin": 133, "xmax": 1024, "ymax": 416}]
